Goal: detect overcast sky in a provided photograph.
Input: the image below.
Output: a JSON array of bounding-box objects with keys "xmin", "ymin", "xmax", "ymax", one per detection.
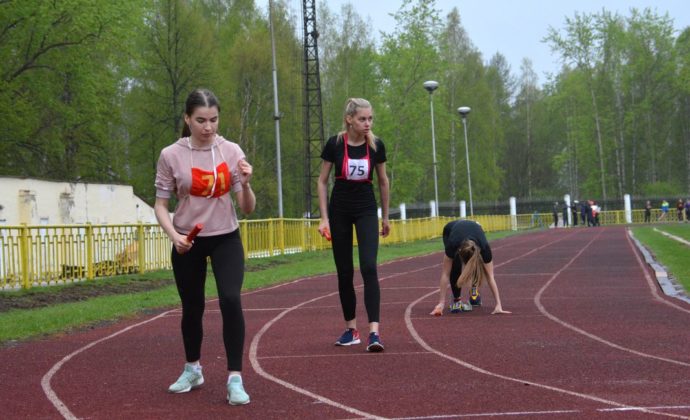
[{"xmin": 261, "ymin": 0, "xmax": 690, "ymax": 84}]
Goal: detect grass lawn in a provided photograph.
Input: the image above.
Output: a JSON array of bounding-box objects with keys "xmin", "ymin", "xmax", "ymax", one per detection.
[
  {"xmin": 648, "ymin": 223, "xmax": 690, "ymax": 242},
  {"xmin": 631, "ymin": 224, "xmax": 690, "ymax": 293}
]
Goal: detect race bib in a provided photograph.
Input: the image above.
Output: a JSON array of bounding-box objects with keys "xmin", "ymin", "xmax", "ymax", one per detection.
[
  {"xmin": 190, "ymin": 161, "xmax": 231, "ymax": 198},
  {"xmin": 345, "ymin": 157, "xmax": 369, "ymax": 181}
]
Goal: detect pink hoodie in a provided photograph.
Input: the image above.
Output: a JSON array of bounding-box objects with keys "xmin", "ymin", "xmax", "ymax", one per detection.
[{"xmin": 155, "ymin": 135, "xmax": 245, "ymax": 237}]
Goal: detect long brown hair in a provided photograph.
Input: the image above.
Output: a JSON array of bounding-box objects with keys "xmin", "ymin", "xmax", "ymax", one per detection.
[
  {"xmin": 455, "ymin": 240, "xmax": 489, "ymax": 288},
  {"xmin": 336, "ymin": 97, "xmax": 377, "ymax": 151}
]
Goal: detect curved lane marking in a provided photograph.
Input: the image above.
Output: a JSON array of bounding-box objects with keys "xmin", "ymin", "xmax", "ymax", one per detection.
[
  {"xmin": 407, "ymin": 229, "xmax": 689, "ymax": 419},
  {"xmin": 41, "ymin": 252, "xmax": 442, "ymax": 419},
  {"xmin": 246, "ymin": 232, "xmax": 568, "ymax": 419},
  {"xmin": 535, "ymin": 230, "xmax": 690, "ymax": 367},
  {"xmin": 40, "ymin": 269, "xmax": 351, "ymax": 419},
  {"xmin": 41, "ymin": 310, "xmax": 174, "ymax": 420},
  {"xmin": 405, "ymin": 290, "xmax": 679, "ymax": 417},
  {"xmin": 41, "ymin": 248, "xmax": 443, "ymax": 419},
  {"xmin": 249, "ymin": 260, "xmax": 437, "ymax": 420}
]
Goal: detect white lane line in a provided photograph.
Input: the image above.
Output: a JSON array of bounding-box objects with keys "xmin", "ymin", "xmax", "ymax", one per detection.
[
  {"xmin": 249, "ymin": 263, "xmax": 437, "ymax": 420},
  {"xmin": 534, "ymin": 231, "xmax": 690, "ymax": 367},
  {"xmin": 33, "ymin": 231, "xmax": 580, "ymax": 419},
  {"xmin": 601, "ymin": 405, "xmax": 690, "ymax": 412},
  {"xmin": 39, "ymin": 253, "xmax": 442, "ymax": 418},
  {"xmin": 39, "ymin": 271, "xmax": 349, "ymax": 418},
  {"xmin": 258, "ymin": 351, "xmax": 432, "ymax": 360},
  {"xmin": 392, "ymin": 404, "xmax": 690, "ymax": 419},
  {"xmin": 406, "ymin": 289, "xmax": 688, "ymax": 419},
  {"xmin": 41, "ymin": 310, "xmax": 176, "ymax": 420},
  {"xmin": 406, "ymin": 229, "xmax": 689, "ymax": 419},
  {"xmin": 393, "ymin": 409, "xmax": 580, "ymax": 419},
  {"xmin": 653, "ymin": 228, "xmax": 690, "ymax": 247}
]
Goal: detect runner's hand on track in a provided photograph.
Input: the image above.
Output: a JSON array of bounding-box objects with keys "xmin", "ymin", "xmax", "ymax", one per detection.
[
  {"xmin": 491, "ymin": 307, "xmax": 511, "ymax": 314},
  {"xmin": 430, "ymin": 303, "xmax": 444, "ymax": 316}
]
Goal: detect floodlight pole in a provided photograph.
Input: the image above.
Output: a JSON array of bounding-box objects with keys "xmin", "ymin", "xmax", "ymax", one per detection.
[
  {"xmin": 269, "ymin": 0, "xmax": 283, "ymax": 217},
  {"xmin": 458, "ymin": 106, "xmax": 473, "ymax": 216},
  {"xmin": 424, "ymin": 81, "xmax": 440, "ymax": 218}
]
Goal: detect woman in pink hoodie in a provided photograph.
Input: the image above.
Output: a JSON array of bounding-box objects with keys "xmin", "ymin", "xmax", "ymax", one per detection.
[{"xmin": 154, "ymin": 88, "xmax": 255, "ymax": 405}]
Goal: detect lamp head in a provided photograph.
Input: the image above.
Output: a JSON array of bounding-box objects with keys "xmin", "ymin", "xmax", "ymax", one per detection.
[
  {"xmin": 423, "ymin": 80, "xmax": 439, "ymax": 93},
  {"xmin": 457, "ymin": 106, "xmax": 471, "ymax": 118}
]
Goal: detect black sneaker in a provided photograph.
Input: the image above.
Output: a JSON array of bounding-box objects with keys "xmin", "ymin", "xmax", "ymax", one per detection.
[{"xmin": 366, "ymin": 332, "xmax": 384, "ymax": 352}]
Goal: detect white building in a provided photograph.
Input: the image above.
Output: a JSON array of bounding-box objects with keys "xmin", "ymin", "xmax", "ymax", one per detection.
[{"xmin": 0, "ymin": 177, "xmax": 156, "ymax": 225}]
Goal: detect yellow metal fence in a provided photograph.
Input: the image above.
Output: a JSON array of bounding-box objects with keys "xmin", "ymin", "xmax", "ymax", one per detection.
[{"xmin": 0, "ymin": 210, "xmax": 663, "ymax": 289}]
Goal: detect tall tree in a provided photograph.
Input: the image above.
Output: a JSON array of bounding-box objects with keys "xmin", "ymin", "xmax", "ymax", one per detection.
[
  {"xmin": 0, "ymin": 0, "xmax": 143, "ymax": 180},
  {"xmin": 124, "ymin": 0, "xmax": 215, "ymax": 202},
  {"xmin": 676, "ymin": 27, "xmax": 690, "ymax": 194},
  {"xmin": 377, "ymin": 0, "xmax": 443, "ymax": 204},
  {"xmin": 319, "ymin": 2, "xmax": 379, "ymax": 137},
  {"xmin": 546, "ymin": 12, "xmax": 609, "ymax": 204}
]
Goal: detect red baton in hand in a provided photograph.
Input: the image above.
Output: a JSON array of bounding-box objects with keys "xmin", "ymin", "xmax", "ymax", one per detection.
[
  {"xmin": 186, "ymin": 223, "xmax": 203, "ymax": 241},
  {"xmin": 323, "ymin": 228, "xmax": 331, "ymax": 242}
]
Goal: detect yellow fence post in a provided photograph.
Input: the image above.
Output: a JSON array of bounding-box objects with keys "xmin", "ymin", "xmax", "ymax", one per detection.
[
  {"xmin": 301, "ymin": 220, "xmax": 306, "ymax": 253},
  {"xmin": 137, "ymin": 223, "xmax": 145, "ymax": 273},
  {"xmin": 279, "ymin": 218, "xmax": 285, "ymax": 256},
  {"xmin": 86, "ymin": 223, "xmax": 94, "ymax": 280},
  {"xmin": 19, "ymin": 224, "xmax": 30, "ymax": 289},
  {"xmin": 268, "ymin": 219, "xmax": 274, "ymax": 258}
]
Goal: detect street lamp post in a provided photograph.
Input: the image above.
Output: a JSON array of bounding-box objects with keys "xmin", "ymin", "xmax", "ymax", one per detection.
[
  {"xmin": 458, "ymin": 106, "xmax": 473, "ymax": 216},
  {"xmin": 269, "ymin": 0, "xmax": 283, "ymax": 217},
  {"xmin": 423, "ymin": 80, "xmax": 440, "ymax": 217}
]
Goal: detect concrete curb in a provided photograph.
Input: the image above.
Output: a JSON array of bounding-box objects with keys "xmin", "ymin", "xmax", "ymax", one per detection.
[{"xmin": 627, "ymin": 229, "xmax": 690, "ymax": 305}]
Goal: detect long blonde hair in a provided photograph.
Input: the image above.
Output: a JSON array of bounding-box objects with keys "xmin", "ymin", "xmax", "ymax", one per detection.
[
  {"xmin": 455, "ymin": 240, "xmax": 489, "ymax": 289},
  {"xmin": 337, "ymin": 98, "xmax": 377, "ymax": 151}
]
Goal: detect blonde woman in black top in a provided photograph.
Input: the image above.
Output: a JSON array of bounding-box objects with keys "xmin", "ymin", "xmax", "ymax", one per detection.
[
  {"xmin": 317, "ymin": 98, "xmax": 390, "ymax": 352},
  {"xmin": 430, "ymin": 220, "xmax": 510, "ymax": 317}
]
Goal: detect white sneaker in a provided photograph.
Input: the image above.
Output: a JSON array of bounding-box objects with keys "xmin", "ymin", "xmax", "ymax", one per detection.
[
  {"xmin": 168, "ymin": 364, "xmax": 204, "ymax": 393},
  {"xmin": 227, "ymin": 375, "xmax": 250, "ymax": 405}
]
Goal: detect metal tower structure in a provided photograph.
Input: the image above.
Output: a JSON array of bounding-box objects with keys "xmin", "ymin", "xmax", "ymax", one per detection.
[{"xmin": 301, "ymin": 0, "xmax": 325, "ymax": 218}]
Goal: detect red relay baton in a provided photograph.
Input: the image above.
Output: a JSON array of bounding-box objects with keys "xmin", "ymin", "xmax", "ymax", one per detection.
[
  {"xmin": 186, "ymin": 223, "xmax": 204, "ymax": 242},
  {"xmin": 323, "ymin": 228, "xmax": 331, "ymax": 242}
]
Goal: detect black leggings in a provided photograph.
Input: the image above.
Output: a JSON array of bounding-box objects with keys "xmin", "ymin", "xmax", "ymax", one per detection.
[
  {"xmin": 449, "ymin": 257, "xmax": 463, "ymax": 300},
  {"xmin": 329, "ymin": 210, "xmax": 380, "ymax": 323},
  {"xmin": 449, "ymin": 258, "xmax": 479, "ymax": 300},
  {"xmin": 171, "ymin": 230, "xmax": 245, "ymax": 371}
]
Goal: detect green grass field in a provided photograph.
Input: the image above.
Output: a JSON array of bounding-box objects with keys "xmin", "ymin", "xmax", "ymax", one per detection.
[{"xmin": 631, "ymin": 224, "xmax": 690, "ymax": 292}]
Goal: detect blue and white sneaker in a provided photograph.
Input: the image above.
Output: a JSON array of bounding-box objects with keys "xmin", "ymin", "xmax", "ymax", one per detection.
[
  {"xmin": 227, "ymin": 375, "xmax": 250, "ymax": 405},
  {"xmin": 450, "ymin": 299, "xmax": 473, "ymax": 313},
  {"xmin": 366, "ymin": 332, "xmax": 384, "ymax": 352},
  {"xmin": 449, "ymin": 299, "xmax": 463, "ymax": 313},
  {"xmin": 335, "ymin": 328, "xmax": 361, "ymax": 346},
  {"xmin": 168, "ymin": 364, "xmax": 204, "ymax": 393}
]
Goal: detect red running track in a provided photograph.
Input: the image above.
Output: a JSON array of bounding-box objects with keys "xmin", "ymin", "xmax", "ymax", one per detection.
[{"xmin": 1, "ymin": 226, "xmax": 689, "ymax": 419}]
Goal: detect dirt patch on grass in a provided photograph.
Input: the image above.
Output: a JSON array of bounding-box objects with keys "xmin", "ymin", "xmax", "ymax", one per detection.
[
  {"xmin": 0, "ymin": 258, "xmax": 285, "ymax": 312},
  {"xmin": 244, "ymin": 259, "xmax": 287, "ymax": 272},
  {"xmin": 0, "ymin": 277, "xmax": 174, "ymax": 312}
]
